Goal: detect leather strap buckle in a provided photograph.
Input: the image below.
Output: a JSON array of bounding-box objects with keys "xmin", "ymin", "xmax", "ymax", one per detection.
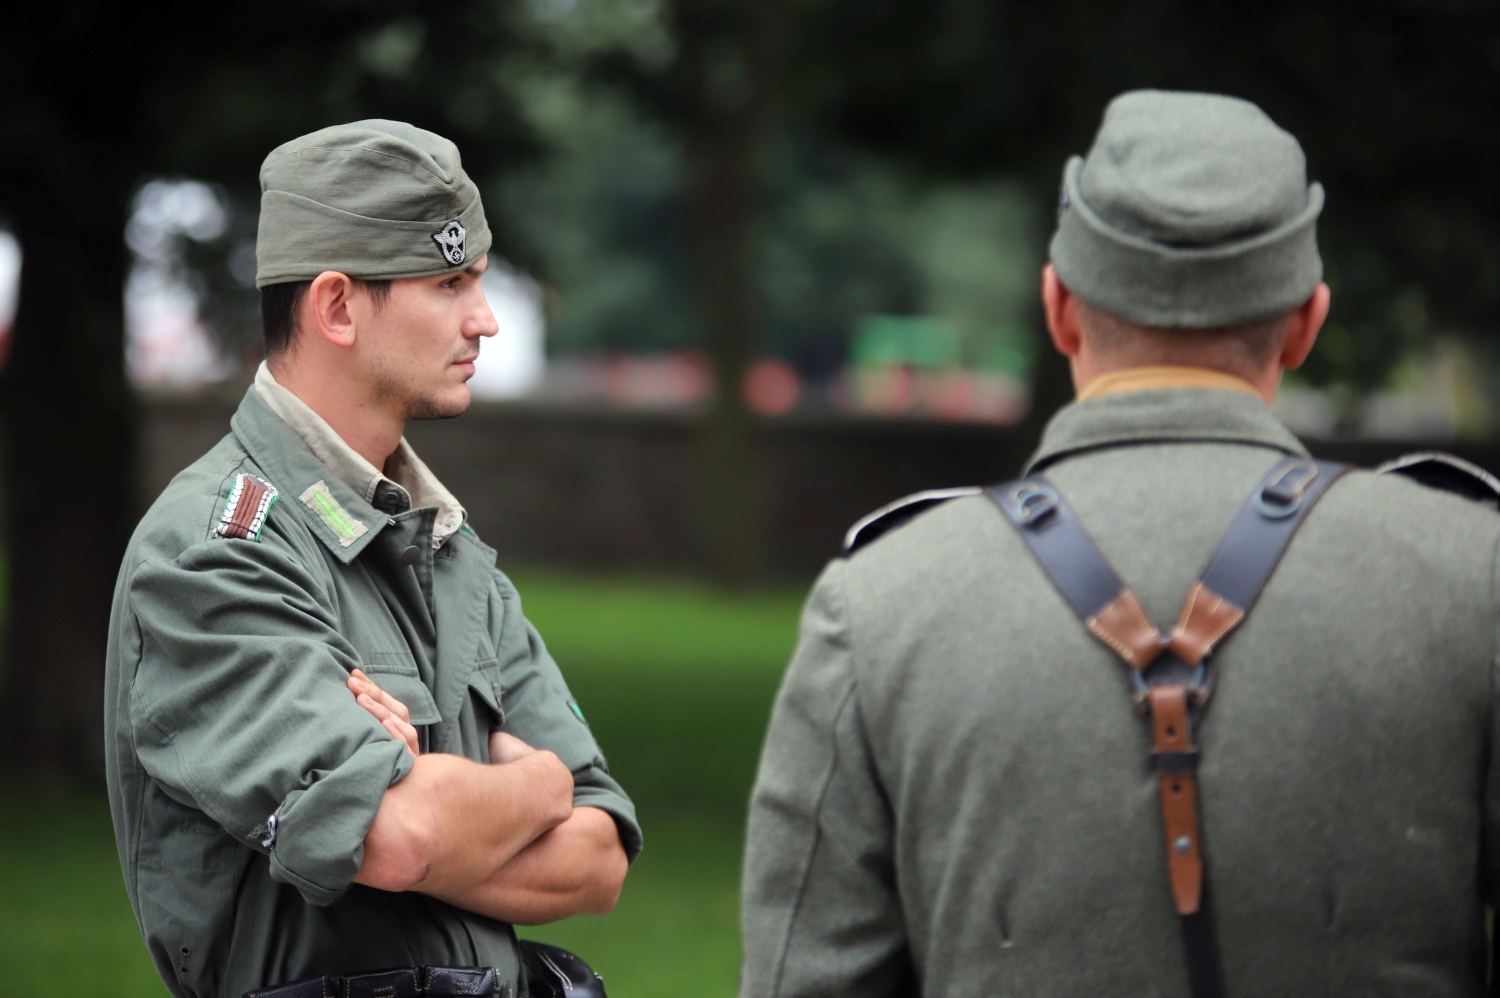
[
  {"xmin": 1000, "ymin": 480, "xmax": 1061, "ymax": 528},
  {"xmin": 1253, "ymin": 459, "xmax": 1320, "ymax": 518}
]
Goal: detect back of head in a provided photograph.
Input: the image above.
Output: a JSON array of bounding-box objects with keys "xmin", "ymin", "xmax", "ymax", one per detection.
[{"xmin": 1050, "ymin": 90, "xmax": 1323, "ymax": 331}]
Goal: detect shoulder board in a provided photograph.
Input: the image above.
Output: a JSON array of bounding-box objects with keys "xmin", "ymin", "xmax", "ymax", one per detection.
[
  {"xmin": 843, "ymin": 487, "xmax": 984, "ymax": 556},
  {"xmin": 214, "ymin": 473, "xmax": 280, "ymax": 541},
  {"xmin": 1373, "ymin": 451, "xmax": 1500, "ymax": 509}
]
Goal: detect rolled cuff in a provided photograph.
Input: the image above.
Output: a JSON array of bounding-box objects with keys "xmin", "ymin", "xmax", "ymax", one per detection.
[
  {"xmin": 267, "ymin": 738, "xmax": 415, "ymax": 906},
  {"xmin": 574, "ymin": 781, "xmax": 643, "ymax": 865}
]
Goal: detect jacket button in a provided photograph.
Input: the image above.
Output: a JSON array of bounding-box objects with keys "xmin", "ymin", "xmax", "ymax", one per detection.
[{"xmin": 400, "ymin": 545, "xmax": 422, "ymax": 566}]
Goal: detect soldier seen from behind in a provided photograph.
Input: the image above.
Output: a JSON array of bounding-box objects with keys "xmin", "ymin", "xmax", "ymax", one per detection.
[
  {"xmin": 741, "ymin": 90, "xmax": 1500, "ymax": 998},
  {"xmin": 104, "ymin": 121, "xmax": 635, "ymax": 998}
]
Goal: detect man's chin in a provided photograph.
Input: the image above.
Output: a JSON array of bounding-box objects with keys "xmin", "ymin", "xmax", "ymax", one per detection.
[{"xmin": 405, "ymin": 387, "xmax": 471, "ymax": 421}]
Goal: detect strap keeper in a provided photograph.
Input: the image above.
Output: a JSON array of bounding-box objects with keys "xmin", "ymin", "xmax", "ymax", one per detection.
[{"xmin": 1152, "ymin": 750, "xmax": 1199, "ymax": 773}]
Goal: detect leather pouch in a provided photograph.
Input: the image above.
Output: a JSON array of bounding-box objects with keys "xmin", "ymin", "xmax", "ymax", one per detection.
[{"xmin": 519, "ymin": 941, "xmax": 606, "ymax": 998}]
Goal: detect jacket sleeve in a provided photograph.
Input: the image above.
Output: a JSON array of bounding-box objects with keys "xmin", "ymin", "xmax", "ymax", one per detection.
[
  {"xmin": 1485, "ymin": 533, "xmax": 1500, "ymax": 916},
  {"xmin": 490, "ymin": 570, "xmax": 643, "ymax": 863},
  {"xmin": 127, "ymin": 527, "xmax": 413, "ymax": 907},
  {"xmin": 740, "ymin": 559, "xmax": 915, "ymax": 998}
]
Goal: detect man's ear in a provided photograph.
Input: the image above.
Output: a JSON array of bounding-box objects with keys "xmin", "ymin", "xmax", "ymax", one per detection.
[
  {"xmin": 1042, "ymin": 264, "xmax": 1084, "ymax": 358},
  {"xmin": 1279, "ymin": 282, "xmax": 1331, "ymax": 371},
  {"xmin": 305, "ymin": 271, "xmax": 359, "ymax": 349}
]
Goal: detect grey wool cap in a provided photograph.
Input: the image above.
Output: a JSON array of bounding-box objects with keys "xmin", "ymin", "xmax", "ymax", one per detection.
[
  {"xmin": 255, "ymin": 119, "xmax": 493, "ymax": 288},
  {"xmin": 1049, "ymin": 90, "xmax": 1324, "ymax": 328}
]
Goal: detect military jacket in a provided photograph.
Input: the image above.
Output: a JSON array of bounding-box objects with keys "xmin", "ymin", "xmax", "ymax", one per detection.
[
  {"xmin": 742, "ymin": 387, "xmax": 1500, "ymax": 998},
  {"xmin": 105, "ymin": 387, "xmax": 640, "ymax": 998}
]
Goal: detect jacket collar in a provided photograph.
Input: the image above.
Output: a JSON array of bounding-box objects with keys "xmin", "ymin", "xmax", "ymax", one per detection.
[
  {"xmin": 1025, "ymin": 387, "xmax": 1309, "ymax": 474},
  {"xmin": 253, "ymin": 363, "xmax": 467, "ymax": 548},
  {"xmin": 231, "ymin": 386, "xmax": 388, "ymax": 564}
]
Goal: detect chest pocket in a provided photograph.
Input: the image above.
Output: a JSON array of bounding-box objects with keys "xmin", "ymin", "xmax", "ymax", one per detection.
[
  {"xmin": 361, "ymin": 650, "xmax": 442, "ymax": 726},
  {"xmin": 469, "ymin": 658, "xmax": 503, "ymax": 728}
]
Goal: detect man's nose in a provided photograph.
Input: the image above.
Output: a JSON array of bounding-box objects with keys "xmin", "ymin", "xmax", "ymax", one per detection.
[{"xmin": 468, "ymin": 302, "xmax": 500, "ymax": 339}]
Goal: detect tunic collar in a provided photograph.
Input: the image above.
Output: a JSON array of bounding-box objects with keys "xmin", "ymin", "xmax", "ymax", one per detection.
[
  {"xmin": 253, "ymin": 362, "xmax": 467, "ymax": 549},
  {"xmin": 1025, "ymin": 386, "xmax": 1309, "ymax": 475},
  {"xmin": 1076, "ymin": 365, "xmax": 1262, "ymax": 402}
]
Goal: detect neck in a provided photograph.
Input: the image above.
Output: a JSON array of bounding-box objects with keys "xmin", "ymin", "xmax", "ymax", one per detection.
[
  {"xmin": 1071, "ymin": 355, "xmax": 1282, "ymax": 405},
  {"xmin": 267, "ymin": 355, "xmax": 405, "ymax": 469}
]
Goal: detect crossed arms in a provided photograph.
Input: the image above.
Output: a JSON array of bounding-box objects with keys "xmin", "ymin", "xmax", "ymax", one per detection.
[{"xmin": 347, "ymin": 670, "xmax": 629, "ymax": 924}]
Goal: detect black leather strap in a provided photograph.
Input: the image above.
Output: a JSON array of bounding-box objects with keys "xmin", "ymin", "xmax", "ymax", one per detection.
[
  {"xmin": 1196, "ymin": 458, "xmax": 1346, "ymax": 610},
  {"xmin": 244, "ymin": 966, "xmax": 503, "ymax": 998},
  {"xmin": 990, "ymin": 478, "xmax": 1126, "ymax": 620},
  {"xmin": 989, "ymin": 454, "xmax": 1347, "ymax": 998}
]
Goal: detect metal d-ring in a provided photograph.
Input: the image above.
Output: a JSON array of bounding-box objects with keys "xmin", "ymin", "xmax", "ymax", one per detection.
[
  {"xmin": 1253, "ymin": 460, "xmax": 1319, "ymax": 519},
  {"xmin": 1006, "ymin": 480, "xmax": 1060, "ymax": 528}
]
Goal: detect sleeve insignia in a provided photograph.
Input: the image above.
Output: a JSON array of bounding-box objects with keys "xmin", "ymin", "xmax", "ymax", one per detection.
[{"xmin": 215, "ymin": 473, "xmax": 280, "ymax": 541}]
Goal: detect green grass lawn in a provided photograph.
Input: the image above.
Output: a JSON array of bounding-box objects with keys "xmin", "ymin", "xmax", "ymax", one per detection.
[{"xmin": 0, "ymin": 569, "xmax": 808, "ymax": 998}]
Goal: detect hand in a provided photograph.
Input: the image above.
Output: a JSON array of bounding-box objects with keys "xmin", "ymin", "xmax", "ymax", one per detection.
[
  {"xmin": 489, "ymin": 730, "xmax": 539, "ymax": 765},
  {"xmin": 349, "ymin": 668, "xmax": 420, "ymax": 757}
]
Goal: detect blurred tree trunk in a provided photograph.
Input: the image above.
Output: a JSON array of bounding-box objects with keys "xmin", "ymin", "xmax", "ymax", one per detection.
[
  {"xmin": 675, "ymin": 0, "xmax": 785, "ymax": 583},
  {"xmin": 0, "ymin": 5, "xmax": 139, "ymax": 785},
  {"xmin": 0, "ymin": 188, "xmax": 136, "ymax": 785}
]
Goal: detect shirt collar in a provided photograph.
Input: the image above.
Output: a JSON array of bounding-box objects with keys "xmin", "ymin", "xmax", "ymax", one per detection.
[
  {"xmin": 1076, "ymin": 365, "xmax": 1264, "ymax": 402},
  {"xmin": 253, "ymin": 362, "xmax": 468, "ymax": 548},
  {"xmin": 1025, "ymin": 386, "xmax": 1309, "ymax": 475}
]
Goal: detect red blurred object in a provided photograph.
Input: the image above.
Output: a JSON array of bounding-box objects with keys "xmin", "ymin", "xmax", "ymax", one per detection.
[
  {"xmin": 743, "ymin": 358, "xmax": 803, "ymax": 415},
  {"xmin": 604, "ymin": 352, "xmax": 712, "ymax": 407}
]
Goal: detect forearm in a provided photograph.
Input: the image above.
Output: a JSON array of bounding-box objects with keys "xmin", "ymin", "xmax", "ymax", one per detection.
[
  {"xmin": 434, "ymin": 806, "xmax": 628, "ymax": 924},
  {"xmin": 356, "ymin": 750, "xmax": 574, "ymax": 895}
]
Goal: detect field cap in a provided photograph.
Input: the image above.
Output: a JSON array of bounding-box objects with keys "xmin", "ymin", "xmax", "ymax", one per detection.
[
  {"xmin": 255, "ymin": 119, "xmax": 492, "ymax": 288},
  {"xmin": 1049, "ymin": 90, "xmax": 1323, "ymax": 328}
]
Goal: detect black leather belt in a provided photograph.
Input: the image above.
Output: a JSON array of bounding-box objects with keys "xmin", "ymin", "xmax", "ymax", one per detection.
[{"xmin": 243, "ymin": 966, "xmax": 504, "ymax": 998}]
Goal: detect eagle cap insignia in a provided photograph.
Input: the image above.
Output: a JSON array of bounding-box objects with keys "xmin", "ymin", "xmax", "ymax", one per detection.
[{"xmin": 431, "ymin": 219, "xmax": 467, "ymax": 266}]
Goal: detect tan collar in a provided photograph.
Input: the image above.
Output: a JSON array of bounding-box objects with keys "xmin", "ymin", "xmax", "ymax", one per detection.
[
  {"xmin": 1076, "ymin": 365, "xmax": 1263, "ymax": 403},
  {"xmin": 253, "ymin": 362, "xmax": 467, "ymax": 548}
]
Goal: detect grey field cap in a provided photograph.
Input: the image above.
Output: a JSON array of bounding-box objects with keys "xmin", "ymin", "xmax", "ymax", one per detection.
[
  {"xmin": 1049, "ymin": 90, "xmax": 1324, "ymax": 328},
  {"xmin": 255, "ymin": 119, "xmax": 493, "ymax": 288}
]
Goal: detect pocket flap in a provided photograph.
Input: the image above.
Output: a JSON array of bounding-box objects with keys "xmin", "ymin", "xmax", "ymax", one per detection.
[
  {"xmin": 469, "ymin": 659, "xmax": 503, "ymax": 720},
  {"xmin": 359, "ymin": 669, "xmax": 442, "ymax": 726}
]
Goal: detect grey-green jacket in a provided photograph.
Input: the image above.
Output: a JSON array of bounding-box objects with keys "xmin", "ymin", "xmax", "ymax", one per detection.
[
  {"xmin": 105, "ymin": 387, "xmax": 640, "ymax": 998},
  {"xmin": 742, "ymin": 388, "xmax": 1500, "ymax": 997}
]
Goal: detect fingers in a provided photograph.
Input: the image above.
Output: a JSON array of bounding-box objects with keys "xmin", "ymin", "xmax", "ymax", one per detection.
[
  {"xmin": 348, "ymin": 669, "xmax": 412, "ymax": 723},
  {"xmin": 489, "ymin": 731, "xmax": 538, "ymax": 765},
  {"xmin": 356, "ymin": 690, "xmax": 420, "ymax": 757}
]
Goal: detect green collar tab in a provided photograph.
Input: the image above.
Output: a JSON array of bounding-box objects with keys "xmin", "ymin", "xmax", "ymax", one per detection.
[{"xmin": 298, "ymin": 480, "xmax": 369, "ymax": 547}]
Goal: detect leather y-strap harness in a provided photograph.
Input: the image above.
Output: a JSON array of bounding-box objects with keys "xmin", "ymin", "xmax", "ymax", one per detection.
[{"xmin": 989, "ymin": 455, "xmax": 1347, "ymax": 998}]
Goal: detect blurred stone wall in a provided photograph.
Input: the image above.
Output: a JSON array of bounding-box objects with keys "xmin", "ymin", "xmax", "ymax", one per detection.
[{"xmin": 137, "ymin": 392, "xmax": 1500, "ymax": 577}]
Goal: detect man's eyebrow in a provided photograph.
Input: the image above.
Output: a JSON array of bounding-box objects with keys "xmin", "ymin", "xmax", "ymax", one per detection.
[{"xmin": 463, "ymin": 264, "xmax": 483, "ymax": 277}]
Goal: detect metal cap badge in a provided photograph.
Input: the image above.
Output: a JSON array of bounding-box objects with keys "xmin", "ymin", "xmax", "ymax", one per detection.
[{"xmin": 432, "ymin": 219, "xmax": 467, "ymax": 266}]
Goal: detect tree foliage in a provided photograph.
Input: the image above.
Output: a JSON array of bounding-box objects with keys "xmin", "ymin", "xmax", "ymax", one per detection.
[
  {"xmin": 800, "ymin": 0, "xmax": 1500, "ymax": 394},
  {"xmin": 0, "ymin": 0, "xmax": 537, "ymax": 782}
]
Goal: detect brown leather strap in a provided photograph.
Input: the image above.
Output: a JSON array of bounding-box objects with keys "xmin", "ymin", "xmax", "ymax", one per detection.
[
  {"xmin": 1150, "ymin": 685, "xmax": 1203, "ymax": 915},
  {"xmin": 1087, "ymin": 589, "xmax": 1166, "ymax": 670},
  {"xmin": 1168, "ymin": 582, "xmax": 1244, "ymax": 666},
  {"xmin": 991, "ymin": 456, "xmax": 1348, "ymax": 998}
]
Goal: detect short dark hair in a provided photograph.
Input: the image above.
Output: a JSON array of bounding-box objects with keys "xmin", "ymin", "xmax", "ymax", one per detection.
[
  {"xmin": 1076, "ymin": 299, "xmax": 1291, "ymax": 369},
  {"xmin": 260, "ymin": 278, "xmax": 393, "ymax": 356}
]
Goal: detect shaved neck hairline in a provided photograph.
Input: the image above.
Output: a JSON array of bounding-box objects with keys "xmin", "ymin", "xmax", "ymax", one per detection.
[{"xmin": 1074, "ymin": 299, "xmax": 1292, "ymax": 369}]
